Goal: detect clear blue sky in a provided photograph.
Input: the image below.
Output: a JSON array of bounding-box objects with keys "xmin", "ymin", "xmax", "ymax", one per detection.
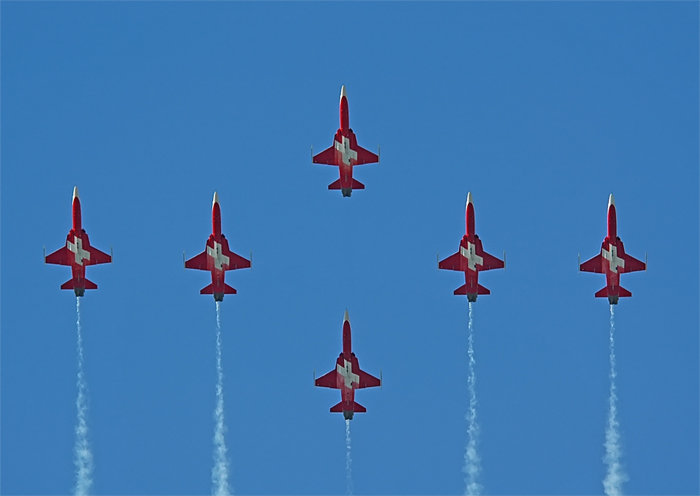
[{"xmin": 2, "ymin": 2, "xmax": 698, "ymax": 495}]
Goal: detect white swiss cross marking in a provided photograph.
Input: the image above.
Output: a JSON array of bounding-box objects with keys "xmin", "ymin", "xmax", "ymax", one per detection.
[
  {"xmin": 207, "ymin": 242, "xmax": 230, "ymax": 270},
  {"xmin": 602, "ymin": 244, "xmax": 625, "ymax": 273},
  {"xmin": 460, "ymin": 242, "xmax": 483, "ymax": 270},
  {"xmin": 334, "ymin": 136, "xmax": 358, "ymax": 166},
  {"xmin": 67, "ymin": 236, "xmax": 90, "ymax": 266},
  {"xmin": 337, "ymin": 359, "xmax": 360, "ymax": 389}
]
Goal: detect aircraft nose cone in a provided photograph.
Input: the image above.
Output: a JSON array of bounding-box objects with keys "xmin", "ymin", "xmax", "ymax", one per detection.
[
  {"xmin": 608, "ymin": 193, "xmax": 615, "ymax": 209},
  {"xmin": 466, "ymin": 191, "xmax": 473, "ymax": 208},
  {"xmin": 343, "ymin": 309, "xmax": 350, "ymax": 323},
  {"xmin": 340, "ymin": 85, "xmax": 347, "ymax": 99},
  {"xmin": 73, "ymin": 186, "xmax": 80, "ymax": 202},
  {"xmin": 213, "ymin": 191, "xmax": 219, "ymax": 206}
]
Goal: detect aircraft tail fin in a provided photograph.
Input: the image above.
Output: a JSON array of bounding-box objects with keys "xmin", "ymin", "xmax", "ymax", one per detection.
[
  {"xmin": 595, "ymin": 286, "xmax": 632, "ymax": 298},
  {"xmin": 328, "ymin": 179, "xmax": 365, "ymax": 190},
  {"xmin": 330, "ymin": 401, "xmax": 367, "ymax": 414},
  {"xmin": 200, "ymin": 283, "xmax": 237, "ymax": 295},
  {"xmin": 61, "ymin": 278, "xmax": 97, "ymax": 290},
  {"xmin": 454, "ymin": 283, "xmax": 490, "ymax": 296}
]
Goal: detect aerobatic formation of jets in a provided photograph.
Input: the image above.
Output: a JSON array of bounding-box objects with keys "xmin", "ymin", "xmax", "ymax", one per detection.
[
  {"xmin": 44, "ymin": 86, "xmax": 648, "ymax": 489},
  {"xmin": 45, "ymin": 86, "xmax": 647, "ymax": 408}
]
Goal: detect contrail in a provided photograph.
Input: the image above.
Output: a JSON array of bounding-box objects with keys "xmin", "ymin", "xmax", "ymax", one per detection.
[
  {"xmin": 74, "ymin": 297, "xmax": 93, "ymax": 496},
  {"xmin": 603, "ymin": 305, "xmax": 627, "ymax": 496},
  {"xmin": 212, "ymin": 302, "xmax": 231, "ymax": 496},
  {"xmin": 463, "ymin": 302, "xmax": 482, "ymax": 496},
  {"xmin": 345, "ymin": 419, "xmax": 353, "ymax": 495}
]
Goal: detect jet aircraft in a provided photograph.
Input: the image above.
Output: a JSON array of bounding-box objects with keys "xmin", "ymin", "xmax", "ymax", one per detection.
[
  {"xmin": 45, "ymin": 186, "xmax": 112, "ymax": 296},
  {"xmin": 185, "ymin": 192, "xmax": 250, "ymax": 301},
  {"xmin": 439, "ymin": 192, "xmax": 504, "ymax": 302},
  {"xmin": 312, "ymin": 86, "xmax": 379, "ymax": 197},
  {"xmin": 579, "ymin": 194, "xmax": 646, "ymax": 304},
  {"xmin": 315, "ymin": 311, "xmax": 381, "ymax": 420}
]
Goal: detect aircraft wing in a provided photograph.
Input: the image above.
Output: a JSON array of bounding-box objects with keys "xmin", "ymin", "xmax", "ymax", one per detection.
[
  {"xmin": 312, "ymin": 145, "xmax": 337, "ymax": 166},
  {"xmin": 357, "ymin": 369, "xmax": 381, "ymax": 389},
  {"xmin": 354, "ymin": 144, "xmax": 379, "ymax": 165},
  {"xmin": 84, "ymin": 246, "xmax": 112, "ymax": 266},
  {"xmin": 185, "ymin": 251, "xmax": 208, "ymax": 271},
  {"xmin": 438, "ymin": 252, "xmax": 462, "ymax": 271},
  {"xmin": 315, "ymin": 369, "xmax": 338, "ymax": 389},
  {"xmin": 224, "ymin": 249, "xmax": 251, "ymax": 270},
  {"xmin": 45, "ymin": 246, "xmax": 70, "ymax": 266},
  {"xmin": 621, "ymin": 253, "xmax": 646, "ymax": 273},
  {"xmin": 580, "ymin": 253, "xmax": 603, "ymax": 273},
  {"xmin": 479, "ymin": 250, "xmax": 505, "ymax": 271}
]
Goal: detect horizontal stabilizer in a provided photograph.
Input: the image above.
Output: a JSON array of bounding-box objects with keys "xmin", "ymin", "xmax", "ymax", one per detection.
[
  {"xmin": 61, "ymin": 278, "xmax": 97, "ymax": 290},
  {"xmin": 454, "ymin": 284, "xmax": 490, "ymax": 296},
  {"xmin": 454, "ymin": 284, "xmax": 468, "ymax": 295},
  {"xmin": 328, "ymin": 179, "xmax": 365, "ymax": 190},
  {"xmin": 595, "ymin": 286, "xmax": 632, "ymax": 298},
  {"xmin": 330, "ymin": 401, "xmax": 366, "ymax": 413},
  {"xmin": 200, "ymin": 283, "xmax": 237, "ymax": 295}
]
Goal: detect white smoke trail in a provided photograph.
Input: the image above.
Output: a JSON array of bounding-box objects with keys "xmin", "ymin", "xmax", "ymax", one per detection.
[
  {"xmin": 463, "ymin": 302, "xmax": 482, "ymax": 496},
  {"xmin": 74, "ymin": 297, "xmax": 93, "ymax": 496},
  {"xmin": 212, "ymin": 301, "xmax": 231, "ymax": 496},
  {"xmin": 603, "ymin": 305, "xmax": 627, "ymax": 496},
  {"xmin": 345, "ymin": 419, "xmax": 353, "ymax": 495}
]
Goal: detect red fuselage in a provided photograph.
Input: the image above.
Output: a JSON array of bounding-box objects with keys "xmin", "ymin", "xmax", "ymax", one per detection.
[
  {"xmin": 66, "ymin": 196, "xmax": 90, "ymax": 290},
  {"xmin": 334, "ymin": 319, "xmax": 360, "ymax": 413},
  {"xmin": 333, "ymin": 94, "xmax": 359, "ymax": 194},
  {"xmin": 205, "ymin": 200, "xmax": 230, "ymax": 297},
  {"xmin": 598, "ymin": 202, "xmax": 629, "ymax": 301},
  {"xmin": 459, "ymin": 199, "xmax": 482, "ymax": 295}
]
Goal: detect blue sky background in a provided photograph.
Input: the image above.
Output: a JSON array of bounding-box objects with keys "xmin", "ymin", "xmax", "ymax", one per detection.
[{"xmin": 2, "ymin": 2, "xmax": 698, "ymax": 495}]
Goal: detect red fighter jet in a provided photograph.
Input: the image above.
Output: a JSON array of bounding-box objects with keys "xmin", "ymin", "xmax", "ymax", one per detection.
[
  {"xmin": 185, "ymin": 192, "xmax": 250, "ymax": 302},
  {"xmin": 439, "ymin": 192, "xmax": 505, "ymax": 302},
  {"xmin": 44, "ymin": 186, "xmax": 112, "ymax": 296},
  {"xmin": 579, "ymin": 194, "xmax": 646, "ymax": 304},
  {"xmin": 312, "ymin": 86, "xmax": 379, "ymax": 197},
  {"xmin": 315, "ymin": 311, "xmax": 381, "ymax": 420}
]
